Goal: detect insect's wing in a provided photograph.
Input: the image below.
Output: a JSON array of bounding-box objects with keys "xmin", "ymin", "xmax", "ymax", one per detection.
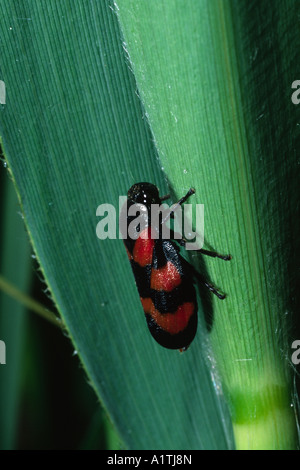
[{"xmin": 143, "ymin": 240, "xmax": 198, "ymax": 350}]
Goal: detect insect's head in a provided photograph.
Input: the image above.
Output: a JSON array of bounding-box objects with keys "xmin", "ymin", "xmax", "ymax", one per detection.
[{"xmin": 127, "ymin": 183, "xmax": 160, "ymax": 207}]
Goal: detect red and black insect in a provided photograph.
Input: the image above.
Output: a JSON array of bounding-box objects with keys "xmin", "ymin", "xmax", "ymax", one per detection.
[{"xmin": 122, "ymin": 182, "xmax": 231, "ymax": 351}]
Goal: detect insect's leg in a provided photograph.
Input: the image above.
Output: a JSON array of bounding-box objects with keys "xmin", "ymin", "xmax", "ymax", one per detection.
[
  {"xmin": 160, "ymin": 193, "xmax": 170, "ymax": 201},
  {"xmin": 169, "ymin": 231, "xmax": 231, "ymax": 260},
  {"xmin": 171, "ymin": 234, "xmax": 231, "ymax": 260},
  {"xmin": 178, "ymin": 252, "xmax": 227, "ymax": 299},
  {"xmin": 169, "ymin": 233, "xmax": 228, "ymax": 299},
  {"xmin": 170, "ymin": 188, "xmax": 195, "ymax": 212},
  {"xmin": 161, "ymin": 188, "xmax": 195, "ymax": 225},
  {"xmin": 192, "ymin": 270, "xmax": 226, "ymax": 300},
  {"xmin": 199, "ymin": 248, "xmax": 231, "ymax": 261}
]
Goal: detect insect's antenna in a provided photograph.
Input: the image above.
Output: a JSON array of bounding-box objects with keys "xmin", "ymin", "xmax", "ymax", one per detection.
[{"xmin": 161, "ymin": 188, "xmax": 195, "ymax": 225}]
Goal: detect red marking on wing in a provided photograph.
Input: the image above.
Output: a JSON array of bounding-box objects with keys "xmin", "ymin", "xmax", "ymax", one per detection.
[
  {"xmin": 133, "ymin": 228, "xmax": 155, "ymax": 267},
  {"xmin": 150, "ymin": 261, "xmax": 181, "ymax": 292},
  {"xmin": 141, "ymin": 298, "xmax": 195, "ymax": 335}
]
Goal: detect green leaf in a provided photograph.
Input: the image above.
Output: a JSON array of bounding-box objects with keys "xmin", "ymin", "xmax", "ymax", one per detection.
[
  {"xmin": 0, "ymin": 1, "xmax": 234, "ymax": 449},
  {"xmin": 115, "ymin": 0, "xmax": 300, "ymax": 449}
]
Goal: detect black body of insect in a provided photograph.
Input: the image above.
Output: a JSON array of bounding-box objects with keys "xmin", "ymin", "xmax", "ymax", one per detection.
[{"xmin": 122, "ymin": 182, "xmax": 231, "ymax": 350}]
